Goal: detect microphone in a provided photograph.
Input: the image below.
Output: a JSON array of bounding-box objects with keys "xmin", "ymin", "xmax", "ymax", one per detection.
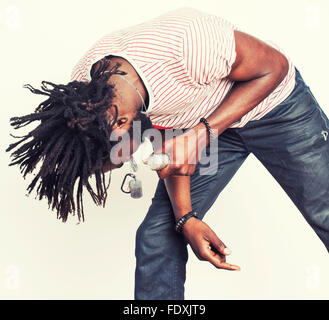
[
  {"xmin": 131, "ymin": 137, "xmax": 170, "ymax": 171},
  {"xmin": 145, "ymin": 153, "xmax": 170, "ymax": 171}
]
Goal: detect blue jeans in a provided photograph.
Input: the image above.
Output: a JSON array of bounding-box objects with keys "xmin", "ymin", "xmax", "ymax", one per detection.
[{"xmin": 134, "ymin": 69, "xmax": 329, "ymax": 300}]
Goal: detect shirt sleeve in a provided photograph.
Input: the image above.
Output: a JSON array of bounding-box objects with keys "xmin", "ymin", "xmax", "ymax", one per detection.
[{"xmin": 183, "ymin": 14, "xmax": 237, "ymax": 85}]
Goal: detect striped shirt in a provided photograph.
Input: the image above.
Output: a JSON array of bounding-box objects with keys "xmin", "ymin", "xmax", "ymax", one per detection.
[{"xmin": 71, "ymin": 7, "xmax": 296, "ymax": 129}]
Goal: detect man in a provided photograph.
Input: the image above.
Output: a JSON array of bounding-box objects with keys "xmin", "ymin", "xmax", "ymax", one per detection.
[{"xmin": 7, "ymin": 7, "xmax": 329, "ymax": 300}]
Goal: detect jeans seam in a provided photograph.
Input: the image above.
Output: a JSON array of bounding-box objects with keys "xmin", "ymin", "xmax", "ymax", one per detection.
[
  {"xmin": 192, "ymin": 167, "xmax": 224, "ymax": 217},
  {"xmin": 234, "ymin": 129, "xmax": 251, "ymax": 153},
  {"xmin": 173, "ymin": 261, "xmax": 180, "ymax": 299}
]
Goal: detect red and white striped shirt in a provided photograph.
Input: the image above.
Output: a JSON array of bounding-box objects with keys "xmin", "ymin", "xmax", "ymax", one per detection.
[{"xmin": 71, "ymin": 7, "xmax": 296, "ymax": 129}]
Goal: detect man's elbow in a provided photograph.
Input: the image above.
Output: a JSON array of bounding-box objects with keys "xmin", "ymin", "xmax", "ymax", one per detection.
[{"xmin": 273, "ymin": 52, "xmax": 289, "ymax": 84}]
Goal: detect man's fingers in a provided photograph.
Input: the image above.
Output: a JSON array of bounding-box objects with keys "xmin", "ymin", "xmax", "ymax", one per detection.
[
  {"xmin": 206, "ymin": 230, "xmax": 231, "ymax": 256},
  {"xmin": 216, "ymin": 261, "xmax": 241, "ymax": 271},
  {"xmin": 204, "ymin": 248, "xmax": 240, "ymax": 271},
  {"xmin": 157, "ymin": 165, "xmax": 173, "ymax": 179},
  {"xmin": 157, "ymin": 164, "xmax": 192, "ymax": 179},
  {"xmin": 197, "ymin": 238, "xmax": 240, "ymax": 270}
]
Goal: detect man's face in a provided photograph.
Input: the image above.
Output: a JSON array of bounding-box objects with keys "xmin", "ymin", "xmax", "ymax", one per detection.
[{"xmin": 103, "ymin": 65, "xmax": 153, "ymax": 166}]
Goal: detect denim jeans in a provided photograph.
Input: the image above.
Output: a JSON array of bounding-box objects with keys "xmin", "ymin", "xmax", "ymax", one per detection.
[{"xmin": 134, "ymin": 69, "xmax": 329, "ymax": 300}]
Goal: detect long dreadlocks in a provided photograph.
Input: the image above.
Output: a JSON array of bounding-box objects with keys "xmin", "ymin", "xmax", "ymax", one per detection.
[{"xmin": 6, "ymin": 58, "xmax": 125, "ymax": 222}]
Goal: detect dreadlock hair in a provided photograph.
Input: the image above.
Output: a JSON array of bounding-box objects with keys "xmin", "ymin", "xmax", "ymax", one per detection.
[{"xmin": 6, "ymin": 57, "xmax": 125, "ymax": 222}]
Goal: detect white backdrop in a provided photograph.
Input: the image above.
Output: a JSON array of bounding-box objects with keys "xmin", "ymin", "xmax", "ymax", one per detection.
[{"xmin": 1, "ymin": 0, "xmax": 328, "ymax": 300}]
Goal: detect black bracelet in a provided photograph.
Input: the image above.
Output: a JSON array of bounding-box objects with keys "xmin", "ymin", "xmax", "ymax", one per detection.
[
  {"xmin": 200, "ymin": 118, "xmax": 215, "ymax": 143},
  {"xmin": 175, "ymin": 211, "xmax": 199, "ymax": 233}
]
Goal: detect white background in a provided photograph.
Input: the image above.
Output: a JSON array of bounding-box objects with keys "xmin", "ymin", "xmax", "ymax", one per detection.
[{"xmin": 1, "ymin": 0, "xmax": 328, "ymax": 299}]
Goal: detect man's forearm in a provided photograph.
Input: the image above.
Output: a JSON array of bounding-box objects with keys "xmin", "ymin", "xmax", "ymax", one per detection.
[
  {"xmin": 191, "ymin": 68, "xmax": 288, "ymax": 145},
  {"xmin": 164, "ymin": 175, "xmax": 192, "ymax": 222},
  {"xmin": 208, "ymin": 69, "xmax": 287, "ymax": 135}
]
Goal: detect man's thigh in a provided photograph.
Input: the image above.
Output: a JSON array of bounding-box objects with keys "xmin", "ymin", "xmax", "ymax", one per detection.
[
  {"xmin": 190, "ymin": 128, "xmax": 249, "ymax": 219},
  {"xmin": 239, "ymin": 69, "xmax": 329, "ymax": 250}
]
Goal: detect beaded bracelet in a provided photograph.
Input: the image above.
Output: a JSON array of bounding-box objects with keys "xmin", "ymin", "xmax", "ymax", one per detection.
[
  {"xmin": 175, "ymin": 211, "xmax": 199, "ymax": 233},
  {"xmin": 200, "ymin": 117, "xmax": 215, "ymax": 144}
]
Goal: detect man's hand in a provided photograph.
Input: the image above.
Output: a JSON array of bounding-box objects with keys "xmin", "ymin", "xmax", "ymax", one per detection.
[
  {"xmin": 156, "ymin": 127, "xmax": 207, "ymax": 179},
  {"xmin": 163, "ymin": 174, "xmax": 239, "ymax": 270},
  {"xmin": 182, "ymin": 217, "xmax": 240, "ymax": 271}
]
